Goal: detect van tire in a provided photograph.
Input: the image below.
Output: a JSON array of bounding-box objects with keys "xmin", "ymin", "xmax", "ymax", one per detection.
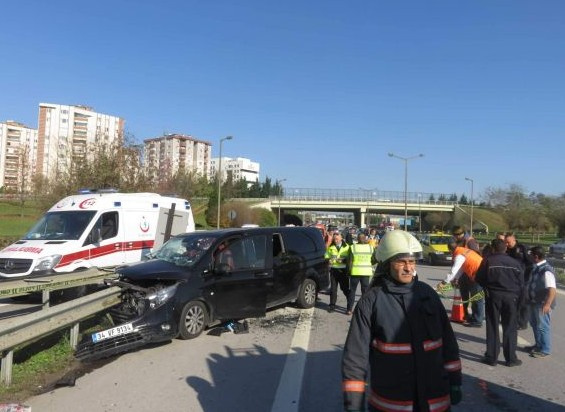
[
  {"xmin": 296, "ymin": 278, "xmax": 317, "ymax": 309},
  {"xmin": 178, "ymin": 301, "xmax": 208, "ymax": 339}
]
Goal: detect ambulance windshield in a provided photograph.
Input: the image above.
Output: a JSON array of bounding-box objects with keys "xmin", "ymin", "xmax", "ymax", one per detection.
[{"xmin": 24, "ymin": 211, "xmax": 97, "ymax": 240}]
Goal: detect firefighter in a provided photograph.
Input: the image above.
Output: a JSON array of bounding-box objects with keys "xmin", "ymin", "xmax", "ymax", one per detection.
[{"xmin": 342, "ymin": 230, "xmax": 462, "ymax": 411}]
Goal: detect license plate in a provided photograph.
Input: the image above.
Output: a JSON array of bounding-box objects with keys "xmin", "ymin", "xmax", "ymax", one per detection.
[
  {"xmin": 446, "ymin": 256, "xmax": 452, "ymax": 261},
  {"xmin": 92, "ymin": 323, "xmax": 134, "ymax": 343}
]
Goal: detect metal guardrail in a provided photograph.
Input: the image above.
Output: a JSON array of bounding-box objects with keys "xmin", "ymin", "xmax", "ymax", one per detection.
[{"xmin": 0, "ymin": 269, "xmax": 121, "ymax": 386}]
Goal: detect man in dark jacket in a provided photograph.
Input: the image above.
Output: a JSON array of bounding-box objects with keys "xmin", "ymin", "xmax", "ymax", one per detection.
[
  {"xmin": 505, "ymin": 232, "xmax": 533, "ymax": 329},
  {"xmin": 476, "ymin": 238, "xmax": 525, "ymax": 367},
  {"xmin": 342, "ymin": 231, "xmax": 462, "ymax": 411}
]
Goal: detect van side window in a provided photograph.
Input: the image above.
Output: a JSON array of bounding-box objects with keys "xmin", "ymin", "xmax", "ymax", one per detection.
[
  {"xmin": 100, "ymin": 212, "xmax": 118, "ymax": 240},
  {"xmin": 281, "ymin": 230, "xmax": 316, "ymax": 254},
  {"xmin": 215, "ymin": 235, "xmax": 267, "ymax": 271},
  {"xmin": 273, "ymin": 234, "xmax": 284, "ymax": 257},
  {"xmin": 243, "ymin": 235, "xmax": 267, "ymax": 268},
  {"xmin": 86, "ymin": 212, "xmax": 119, "ymax": 244}
]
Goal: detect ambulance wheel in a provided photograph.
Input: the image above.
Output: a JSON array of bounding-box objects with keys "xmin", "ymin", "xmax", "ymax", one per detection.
[
  {"xmin": 178, "ymin": 301, "xmax": 208, "ymax": 339},
  {"xmin": 297, "ymin": 278, "xmax": 317, "ymax": 309}
]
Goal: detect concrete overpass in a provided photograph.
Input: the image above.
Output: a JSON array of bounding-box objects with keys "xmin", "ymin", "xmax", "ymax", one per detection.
[{"xmin": 248, "ymin": 188, "xmax": 457, "ymax": 228}]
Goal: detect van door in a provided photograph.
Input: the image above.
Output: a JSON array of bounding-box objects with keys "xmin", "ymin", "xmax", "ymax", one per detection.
[
  {"xmin": 84, "ymin": 211, "xmax": 125, "ymax": 266},
  {"xmin": 206, "ymin": 234, "xmax": 272, "ymax": 319}
]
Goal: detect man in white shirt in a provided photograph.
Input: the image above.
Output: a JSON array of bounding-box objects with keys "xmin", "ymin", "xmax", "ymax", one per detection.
[{"xmin": 526, "ymin": 246, "xmax": 557, "ymax": 358}]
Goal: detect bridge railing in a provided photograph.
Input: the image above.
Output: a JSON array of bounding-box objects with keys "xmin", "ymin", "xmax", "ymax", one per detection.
[{"xmin": 276, "ymin": 188, "xmax": 457, "ymax": 204}]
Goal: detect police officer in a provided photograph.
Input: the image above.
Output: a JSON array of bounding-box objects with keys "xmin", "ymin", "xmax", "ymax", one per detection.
[
  {"xmin": 342, "ymin": 231, "xmax": 462, "ymax": 411},
  {"xmin": 476, "ymin": 238, "xmax": 525, "ymax": 367},
  {"xmin": 346, "ymin": 233, "xmax": 374, "ymax": 315},
  {"xmin": 325, "ymin": 232, "xmax": 351, "ymax": 313}
]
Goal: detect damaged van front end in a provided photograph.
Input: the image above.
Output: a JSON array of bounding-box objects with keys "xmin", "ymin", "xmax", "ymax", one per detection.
[{"xmin": 75, "ymin": 277, "xmax": 185, "ymax": 360}]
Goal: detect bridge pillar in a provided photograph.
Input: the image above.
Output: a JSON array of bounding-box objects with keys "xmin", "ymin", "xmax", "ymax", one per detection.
[{"xmin": 356, "ymin": 207, "xmax": 367, "ymax": 228}]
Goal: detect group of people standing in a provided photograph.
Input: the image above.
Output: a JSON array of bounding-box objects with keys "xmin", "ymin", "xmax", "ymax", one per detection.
[
  {"xmin": 441, "ymin": 227, "xmax": 557, "ymax": 366},
  {"xmin": 325, "ymin": 228, "xmax": 379, "ymax": 315},
  {"xmin": 338, "ymin": 226, "xmax": 558, "ymax": 411}
]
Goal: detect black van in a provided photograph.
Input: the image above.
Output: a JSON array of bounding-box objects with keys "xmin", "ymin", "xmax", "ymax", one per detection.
[{"xmin": 76, "ymin": 226, "xmax": 329, "ymax": 359}]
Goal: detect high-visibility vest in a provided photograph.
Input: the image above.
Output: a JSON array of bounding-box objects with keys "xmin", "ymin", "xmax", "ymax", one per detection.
[
  {"xmin": 367, "ymin": 237, "xmax": 378, "ymax": 248},
  {"xmin": 453, "ymin": 246, "xmax": 482, "ymax": 280},
  {"xmin": 326, "ymin": 243, "xmax": 350, "ymax": 269},
  {"xmin": 350, "ymin": 243, "xmax": 374, "ymax": 276}
]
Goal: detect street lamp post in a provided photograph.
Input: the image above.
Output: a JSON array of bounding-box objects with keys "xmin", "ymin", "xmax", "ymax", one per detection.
[
  {"xmin": 388, "ymin": 152, "xmax": 424, "ymax": 231},
  {"xmin": 277, "ymin": 178, "xmax": 287, "ymax": 226},
  {"xmin": 216, "ymin": 136, "xmax": 233, "ymax": 229},
  {"xmin": 418, "ymin": 193, "xmax": 422, "ymax": 233},
  {"xmin": 465, "ymin": 177, "xmax": 474, "ymax": 236}
]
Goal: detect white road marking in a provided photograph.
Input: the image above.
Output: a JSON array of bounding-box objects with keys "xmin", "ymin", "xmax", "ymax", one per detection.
[{"xmin": 271, "ymin": 307, "xmax": 314, "ymax": 412}]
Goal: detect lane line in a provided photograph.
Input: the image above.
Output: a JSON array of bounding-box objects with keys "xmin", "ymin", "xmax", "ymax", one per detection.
[{"xmin": 271, "ymin": 307, "xmax": 314, "ymax": 412}]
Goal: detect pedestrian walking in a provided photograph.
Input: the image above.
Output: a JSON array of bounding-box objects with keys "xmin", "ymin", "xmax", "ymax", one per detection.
[
  {"xmin": 325, "ymin": 232, "xmax": 351, "ymax": 313},
  {"xmin": 346, "ymin": 233, "xmax": 374, "ymax": 316},
  {"xmin": 525, "ymin": 246, "xmax": 557, "ymax": 358},
  {"xmin": 476, "ymin": 239, "xmax": 525, "ymax": 367},
  {"xmin": 439, "ymin": 241, "xmax": 485, "ymax": 327},
  {"xmin": 342, "ymin": 230, "xmax": 462, "ymax": 411}
]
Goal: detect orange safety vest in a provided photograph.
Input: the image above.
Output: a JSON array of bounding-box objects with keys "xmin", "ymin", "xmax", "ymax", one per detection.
[{"xmin": 453, "ymin": 246, "xmax": 482, "ymax": 280}]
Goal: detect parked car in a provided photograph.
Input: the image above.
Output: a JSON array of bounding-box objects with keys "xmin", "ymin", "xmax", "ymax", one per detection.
[
  {"xmin": 76, "ymin": 226, "xmax": 329, "ymax": 359},
  {"xmin": 419, "ymin": 233, "xmax": 454, "ymax": 266},
  {"xmin": 548, "ymin": 239, "xmax": 565, "ymax": 259}
]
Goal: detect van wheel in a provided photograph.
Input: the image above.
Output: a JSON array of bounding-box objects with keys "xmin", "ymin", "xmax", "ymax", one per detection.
[
  {"xmin": 427, "ymin": 254, "xmax": 435, "ymax": 266},
  {"xmin": 296, "ymin": 278, "xmax": 317, "ymax": 309},
  {"xmin": 178, "ymin": 301, "xmax": 208, "ymax": 340}
]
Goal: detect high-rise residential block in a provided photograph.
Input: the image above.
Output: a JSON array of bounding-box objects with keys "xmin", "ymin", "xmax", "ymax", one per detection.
[
  {"xmin": 37, "ymin": 103, "xmax": 124, "ymax": 180},
  {"xmin": 144, "ymin": 133, "xmax": 212, "ymax": 181},
  {"xmin": 0, "ymin": 121, "xmax": 38, "ymax": 192}
]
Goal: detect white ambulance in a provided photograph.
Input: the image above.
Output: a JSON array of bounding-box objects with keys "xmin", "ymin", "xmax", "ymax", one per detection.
[{"xmin": 0, "ymin": 191, "xmax": 195, "ymax": 279}]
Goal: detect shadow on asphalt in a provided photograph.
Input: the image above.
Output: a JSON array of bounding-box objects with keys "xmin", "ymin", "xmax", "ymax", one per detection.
[{"xmin": 185, "ymin": 344, "xmax": 565, "ymax": 411}]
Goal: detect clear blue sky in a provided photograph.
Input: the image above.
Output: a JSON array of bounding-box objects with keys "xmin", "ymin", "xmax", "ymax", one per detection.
[{"xmin": 2, "ymin": 1, "xmax": 565, "ymax": 199}]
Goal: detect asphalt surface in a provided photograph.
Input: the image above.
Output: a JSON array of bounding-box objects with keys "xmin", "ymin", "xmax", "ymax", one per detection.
[{"xmin": 6, "ymin": 264, "xmax": 564, "ymax": 411}]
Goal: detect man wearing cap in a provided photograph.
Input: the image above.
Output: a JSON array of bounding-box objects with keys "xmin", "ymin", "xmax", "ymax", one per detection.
[
  {"xmin": 342, "ymin": 230, "xmax": 462, "ymax": 411},
  {"xmin": 452, "ymin": 225, "xmax": 480, "ymax": 253}
]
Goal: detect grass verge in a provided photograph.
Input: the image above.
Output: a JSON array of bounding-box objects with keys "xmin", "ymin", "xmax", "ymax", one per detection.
[{"xmin": 0, "ymin": 313, "xmax": 113, "ymax": 404}]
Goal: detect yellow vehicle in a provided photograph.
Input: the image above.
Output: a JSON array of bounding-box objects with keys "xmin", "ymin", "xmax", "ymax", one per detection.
[{"xmin": 419, "ymin": 233, "xmax": 453, "ymax": 266}]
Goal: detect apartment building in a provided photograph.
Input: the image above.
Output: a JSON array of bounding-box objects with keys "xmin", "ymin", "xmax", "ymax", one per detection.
[
  {"xmin": 0, "ymin": 121, "xmax": 38, "ymax": 192},
  {"xmin": 210, "ymin": 157, "xmax": 260, "ymax": 185},
  {"xmin": 144, "ymin": 133, "xmax": 212, "ymax": 180},
  {"xmin": 37, "ymin": 103, "xmax": 124, "ymax": 180}
]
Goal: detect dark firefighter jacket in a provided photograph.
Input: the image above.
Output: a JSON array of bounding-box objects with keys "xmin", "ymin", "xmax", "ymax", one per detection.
[{"xmin": 342, "ymin": 276, "xmax": 462, "ymax": 412}]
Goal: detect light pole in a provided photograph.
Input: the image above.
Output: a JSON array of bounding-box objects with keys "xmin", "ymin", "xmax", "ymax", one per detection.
[
  {"xmin": 277, "ymin": 178, "xmax": 287, "ymax": 226},
  {"xmin": 418, "ymin": 193, "xmax": 422, "ymax": 233},
  {"xmin": 388, "ymin": 152, "xmax": 424, "ymax": 231},
  {"xmin": 465, "ymin": 177, "xmax": 474, "ymax": 236},
  {"xmin": 216, "ymin": 136, "xmax": 233, "ymax": 229}
]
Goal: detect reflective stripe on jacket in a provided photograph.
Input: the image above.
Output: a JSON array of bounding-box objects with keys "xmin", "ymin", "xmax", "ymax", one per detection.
[
  {"xmin": 325, "ymin": 243, "xmax": 350, "ymax": 269},
  {"xmin": 453, "ymin": 246, "xmax": 482, "ymax": 280},
  {"xmin": 350, "ymin": 243, "xmax": 374, "ymax": 276}
]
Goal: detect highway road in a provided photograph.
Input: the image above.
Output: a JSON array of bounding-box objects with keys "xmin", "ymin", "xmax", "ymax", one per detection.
[{"xmin": 14, "ymin": 265, "xmax": 565, "ymax": 411}]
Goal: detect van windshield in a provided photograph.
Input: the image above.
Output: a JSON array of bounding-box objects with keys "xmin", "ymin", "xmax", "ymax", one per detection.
[
  {"xmin": 24, "ymin": 211, "xmax": 97, "ymax": 240},
  {"xmin": 155, "ymin": 234, "xmax": 218, "ymax": 267}
]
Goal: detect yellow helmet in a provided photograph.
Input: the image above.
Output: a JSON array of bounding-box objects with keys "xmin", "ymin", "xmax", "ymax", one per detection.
[{"xmin": 374, "ymin": 230, "xmax": 422, "ymax": 263}]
